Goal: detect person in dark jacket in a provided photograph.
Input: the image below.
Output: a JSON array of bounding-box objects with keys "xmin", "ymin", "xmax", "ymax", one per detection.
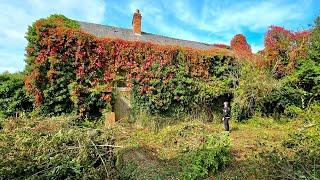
[{"xmin": 222, "ymin": 101, "xmax": 231, "ymax": 131}]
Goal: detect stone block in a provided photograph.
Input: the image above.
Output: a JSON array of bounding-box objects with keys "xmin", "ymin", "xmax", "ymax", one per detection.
[{"xmin": 105, "ymin": 112, "xmax": 115, "ymax": 124}]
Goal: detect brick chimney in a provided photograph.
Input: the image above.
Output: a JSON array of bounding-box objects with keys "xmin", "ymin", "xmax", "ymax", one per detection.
[{"xmin": 132, "ymin": 9, "xmax": 142, "ymax": 35}]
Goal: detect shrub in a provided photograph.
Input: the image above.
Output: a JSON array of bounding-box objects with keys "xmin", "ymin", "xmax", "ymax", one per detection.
[
  {"xmin": 178, "ymin": 133, "xmax": 232, "ymax": 179},
  {"xmin": 260, "ymin": 59, "xmax": 320, "ymax": 118},
  {"xmin": 263, "ymin": 26, "xmax": 311, "ymax": 78},
  {"xmin": 0, "ymin": 72, "xmax": 32, "ymax": 118},
  {"xmin": 261, "ymin": 17, "xmax": 320, "ymax": 116},
  {"xmin": 309, "ymin": 17, "xmax": 320, "ymax": 63},
  {"xmin": 261, "ymin": 103, "xmax": 320, "ymax": 179},
  {"xmin": 284, "ymin": 105, "xmax": 303, "ymax": 117},
  {"xmin": 232, "ymin": 60, "xmax": 279, "ymax": 121}
]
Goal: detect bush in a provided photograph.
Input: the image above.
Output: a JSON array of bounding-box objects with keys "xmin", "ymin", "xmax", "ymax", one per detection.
[
  {"xmin": 178, "ymin": 133, "xmax": 232, "ymax": 179},
  {"xmin": 0, "ymin": 72, "xmax": 32, "ymax": 118},
  {"xmin": 261, "ymin": 103, "xmax": 320, "ymax": 179},
  {"xmin": 0, "ymin": 116, "xmax": 116, "ymax": 179},
  {"xmin": 232, "ymin": 60, "xmax": 279, "ymax": 121},
  {"xmin": 261, "ymin": 17, "xmax": 320, "ymax": 116},
  {"xmin": 263, "ymin": 26, "xmax": 311, "ymax": 78},
  {"xmin": 284, "ymin": 105, "xmax": 303, "ymax": 117},
  {"xmin": 260, "ymin": 59, "xmax": 320, "ymax": 118}
]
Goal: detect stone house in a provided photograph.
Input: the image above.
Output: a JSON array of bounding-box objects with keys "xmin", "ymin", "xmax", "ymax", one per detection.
[{"xmin": 76, "ymin": 9, "xmax": 221, "ymax": 122}]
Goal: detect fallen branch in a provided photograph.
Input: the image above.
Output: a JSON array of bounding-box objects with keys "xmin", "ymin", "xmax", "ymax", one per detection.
[{"xmin": 67, "ymin": 144, "xmax": 124, "ymax": 150}]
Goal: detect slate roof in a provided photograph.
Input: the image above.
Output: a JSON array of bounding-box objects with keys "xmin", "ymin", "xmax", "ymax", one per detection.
[{"xmin": 78, "ymin": 21, "xmax": 215, "ymax": 50}]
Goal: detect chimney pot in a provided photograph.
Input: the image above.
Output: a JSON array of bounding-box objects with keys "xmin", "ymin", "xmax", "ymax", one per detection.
[{"xmin": 132, "ymin": 9, "xmax": 142, "ymax": 35}]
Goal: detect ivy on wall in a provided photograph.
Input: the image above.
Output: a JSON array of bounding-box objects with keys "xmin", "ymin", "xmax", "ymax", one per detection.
[
  {"xmin": 24, "ymin": 15, "xmax": 235, "ymax": 119},
  {"xmin": 24, "ymin": 14, "xmax": 313, "ymax": 120}
]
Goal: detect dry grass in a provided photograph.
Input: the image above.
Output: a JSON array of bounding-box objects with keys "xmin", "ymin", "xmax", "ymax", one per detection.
[
  {"xmin": 105, "ymin": 116, "xmax": 304, "ymax": 179},
  {"xmin": 1, "ymin": 114, "xmax": 312, "ymax": 179}
]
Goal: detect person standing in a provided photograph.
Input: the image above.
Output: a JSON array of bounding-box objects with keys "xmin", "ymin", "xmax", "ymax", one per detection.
[{"xmin": 222, "ymin": 102, "xmax": 231, "ymax": 131}]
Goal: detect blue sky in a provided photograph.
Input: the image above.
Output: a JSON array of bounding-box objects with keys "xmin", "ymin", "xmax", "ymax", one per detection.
[{"xmin": 0, "ymin": 0, "xmax": 319, "ymax": 73}]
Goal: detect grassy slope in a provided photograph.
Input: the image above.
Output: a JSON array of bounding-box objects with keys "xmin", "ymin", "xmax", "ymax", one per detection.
[{"xmin": 108, "ymin": 117, "xmax": 303, "ymax": 179}]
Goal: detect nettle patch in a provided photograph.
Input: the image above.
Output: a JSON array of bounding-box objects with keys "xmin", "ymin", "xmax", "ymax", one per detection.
[{"xmin": 24, "ymin": 15, "xmax": 236, "ymax": 119}]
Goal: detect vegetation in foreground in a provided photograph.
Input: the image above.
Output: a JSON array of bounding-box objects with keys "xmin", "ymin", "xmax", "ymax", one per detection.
[
  {"xmin": 0, "ymin": 116, "xmax": 116, "ymax": 179},
  {"xmin": 0, "ymin": 105, "xmax": 319, "ymax": 179}
]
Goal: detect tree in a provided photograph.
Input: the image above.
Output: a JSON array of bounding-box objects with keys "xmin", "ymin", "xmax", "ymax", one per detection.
[{"xmin": 263, "ymin": 26, "xmax": 311, "ymax": 78}]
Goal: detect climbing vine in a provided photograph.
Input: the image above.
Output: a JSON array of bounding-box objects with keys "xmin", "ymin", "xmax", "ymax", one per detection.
[{"xmin": 24, "ymin": 15, "xmax": 235, "ymax": 118}]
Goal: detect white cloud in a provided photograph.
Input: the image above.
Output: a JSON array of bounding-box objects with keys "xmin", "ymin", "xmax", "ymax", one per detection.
[
  {"xmin": 251, "ymin": 44, "xmax": 264, "ymax": 53},
  {"xmin": 0, "ymin": 67, "xmax": 20, "ymax": 73},
  {"xmin": 0, "ymin": 52, "xmax": 25, "ymax": 72},
  {"xmin": 172, "ymin": 0, "xmax": 310, "ymax": 33},
  {"xmin": 159, "ymin": 0, "xmax": 313, "ymax": 50},
  {"xmin": 0, "ymin": 0, "xmax": 106, "ymax": 73},
  {"xmin": 125, "ymin": 0, "xmax": 205, "ymax": 42}
]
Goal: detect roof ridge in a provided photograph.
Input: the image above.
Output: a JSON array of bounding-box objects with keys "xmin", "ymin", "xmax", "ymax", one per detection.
[
  {"xmin": 77, "ymin": 21, "xmax": 132, "ymax": 32},
  {"xmin": 77, "ymin": 21, "xmax": 215, "ymax": 50}
]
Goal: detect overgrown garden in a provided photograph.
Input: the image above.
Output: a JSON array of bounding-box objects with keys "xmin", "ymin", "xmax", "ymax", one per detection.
[{"xmin": 0, "ymin": 15, "xmax": 320, "ymax": 179}]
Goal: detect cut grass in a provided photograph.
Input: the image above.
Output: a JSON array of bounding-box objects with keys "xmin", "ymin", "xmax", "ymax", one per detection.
[
  {"xmin": 1, "ymin": 114, "xmax": 316, "ymax": 179},
  {"xmin": 0, "ymin": 116, "xmax": 116, "ymax": 179},
  {"xmin": 107, "ymin": 116, "xmax": 305, "ymax": 179}
]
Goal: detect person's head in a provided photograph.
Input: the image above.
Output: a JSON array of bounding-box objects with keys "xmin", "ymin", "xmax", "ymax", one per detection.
[{"xmin": 223, "ymin": 101, "xmax": 229, "ymax": 108}]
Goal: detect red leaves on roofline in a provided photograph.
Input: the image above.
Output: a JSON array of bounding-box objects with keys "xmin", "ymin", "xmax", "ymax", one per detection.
[
  {"xmin": 24, "ymin": 15, "xmax": 234, "ymax": 115},
  {"xmin": 230, "ymin": 34, "xmax": 252, "ymax": 54},
  {"xmin": 24, "ymin": 15, "xmax": 313, "ymax": 116},
  {"xmin": 213, "ymin": 44, "xmax": 231, "ymax": 49}
]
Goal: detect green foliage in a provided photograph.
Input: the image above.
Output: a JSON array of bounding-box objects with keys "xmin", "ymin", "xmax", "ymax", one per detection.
[
  {"xmin": 261, "ymin": 16, "xmax": 320, "ymax": 118},
  {"xmin": 132, "ymin": 52, "xmax": 235, "ymax": 120},
  {"xmin": 133, "ymin": 54, "xmax": 197, "ymax": 115},
  {"xmin": 260, "ymin": 103, "xmax": 320, "ymax": 179},
  {"xmin": 178, "ymin": 133, "xmax": 232, "ymax": 179},
  {"xmin": 286, "ymin": 60, "xmax": 320, "ymax": 105},
  {"xmin": 309, "ymin": 17, "xmax": 320, "ymax": 63},
  {"xmin": 25, "ymin": 14, "xmax": 79, "ymax": 74},
  {"xmin": 262, "ymin": 50, "xmax": 320, "ymax": 117},
  {"xmin": 232, "ymin": 61, "xmax": 279, "ymax": 121},
  {"xmin": 284, "ymin": 105, "xmax": 303, "ymax": 117},
  {"xmin": 68, "ymin": 83, "xmax": 112, "ymax": 119},
  {"xmin": 0, "ymin": 72, "xmax": 32, "ymax": 118},
  {"xmin": 40, "ymin": 61, "xmax": 76, "ymax": 116},
  {"xmin": 0, "ymin": 116, "xmax": 116, "ymax": 179}
]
